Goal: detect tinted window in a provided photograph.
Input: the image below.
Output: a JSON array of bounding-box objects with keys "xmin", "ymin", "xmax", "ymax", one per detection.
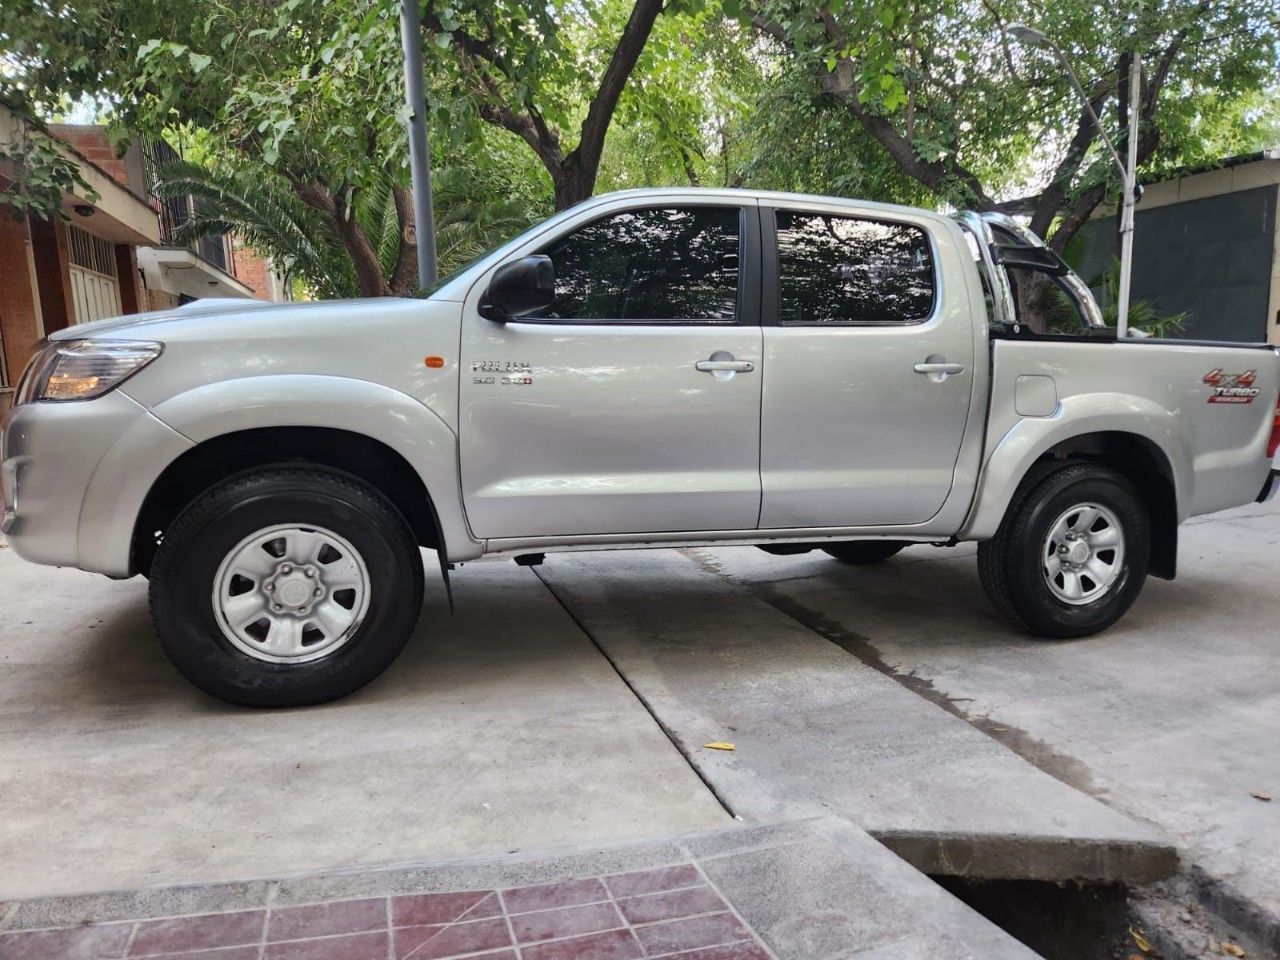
[
  {"xmin": 535, "ymin": 207, "xmax": 740, "ymax": 322},
  {"xmin": 775, "ymin": 212, "xmax": 935, "ymax": 324}
]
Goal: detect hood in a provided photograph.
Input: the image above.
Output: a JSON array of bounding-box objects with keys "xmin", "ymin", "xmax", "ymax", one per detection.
[{"xmin": 49, "ymin": 297, "xmax": 399, "ymax": 341}]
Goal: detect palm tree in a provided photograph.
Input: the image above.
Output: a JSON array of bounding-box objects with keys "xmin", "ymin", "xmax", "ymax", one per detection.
[{"xmin": 155, "ymin": 160, "xmax": 542, "ymax": 299}]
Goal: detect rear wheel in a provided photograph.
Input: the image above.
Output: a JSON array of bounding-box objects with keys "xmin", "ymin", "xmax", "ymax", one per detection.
[
  {"xmin": 149, "ymin": 467, "xmax": 423, "ymax": 707},
  {"xmin": 822, "ymin": 541, "xmax": 909, "ymax": 565},
  {"xmin": 978, "ymin": 463, "xmax": 1149, "ymax": 638}
]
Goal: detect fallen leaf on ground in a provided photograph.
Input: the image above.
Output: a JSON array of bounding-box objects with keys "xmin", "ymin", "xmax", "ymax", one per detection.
[
  {"xmin": 1221, "ymin": 943, "xmax": 1245, "ymax": 957},
  {"xmin": 1129, "ymin": 926, "xmax": 1152, "ymax": 952},
  {"xmin": 703, "ymin": 741, "xmax": 735, "ymax": 751},
  {"xmin": 1249, "ymin": 791, "xmax": 1271, "ymax": 802}
]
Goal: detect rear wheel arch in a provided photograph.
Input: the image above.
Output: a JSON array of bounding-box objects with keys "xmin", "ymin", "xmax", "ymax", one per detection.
[
  {"xmin": 132, "ymin": 427, "xmax": 444, "ymax": 578},
  {"xmin": 1006, "ymin": 431, "xmax": 1178, "ymax": 580}
]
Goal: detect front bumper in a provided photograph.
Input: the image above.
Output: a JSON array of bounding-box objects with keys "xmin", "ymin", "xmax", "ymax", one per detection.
[
  {"xmin": 1, "ymin": 391, "xmax": 174, "ymax": 573},
  {"xmin": 1256, "ymin": 468, "xmax": 1280, "ymax": 504}
]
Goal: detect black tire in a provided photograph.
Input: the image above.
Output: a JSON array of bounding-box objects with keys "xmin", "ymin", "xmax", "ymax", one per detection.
[
  {"xmin": 149, "ymin": 467, "xmax": 424, "ymax": 707},
  {"xmin": 822, "ymin": 541, "xmax": 909, "ymax": 565},
  {"xmin": 977, "ymin": 463, "xmax": 1150, "ymax": 638}
]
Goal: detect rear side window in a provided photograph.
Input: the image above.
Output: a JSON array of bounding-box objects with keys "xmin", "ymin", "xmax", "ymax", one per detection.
[
  {"xmin": 774, "ymin": 211, "xmax": 935, "ymax": 324},
  {"xmin": 534, "ymin": 206, "xmax": 740, "ymax": 322}
]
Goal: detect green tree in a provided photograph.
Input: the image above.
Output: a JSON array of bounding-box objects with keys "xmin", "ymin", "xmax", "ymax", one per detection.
[
  {"xmin": 749, "ymin": 0, "xmax": 1280, "ymax": 252},
  {"xmin": 424, "ymin": 0, "xmax": 713, "ymax": 208}
]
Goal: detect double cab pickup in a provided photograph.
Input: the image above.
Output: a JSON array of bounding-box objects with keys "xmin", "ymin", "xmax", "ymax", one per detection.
[{"xmin": 4, "ymin": 188, "xmax": 1278, "ymax": 706}]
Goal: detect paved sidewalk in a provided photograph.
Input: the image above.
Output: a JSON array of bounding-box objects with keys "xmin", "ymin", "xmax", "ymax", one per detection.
[
  {"xmin": 0, "ymin": 548, "xmax": 727, "ymax": 899},
  {"xmin": 0, "ymin": 818, "xmax": 1039, "ymax": 960}
]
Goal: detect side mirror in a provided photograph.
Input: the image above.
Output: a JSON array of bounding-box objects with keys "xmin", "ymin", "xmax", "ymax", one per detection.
[{"xmin": 479, "ymin": 255, "xmax": 555, "ymax": 321}]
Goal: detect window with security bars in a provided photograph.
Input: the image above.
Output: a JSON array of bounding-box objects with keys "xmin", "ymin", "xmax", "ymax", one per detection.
[
  {"xmin": 67, "ymin": 225, "xmax": 119, "ymax": 278},
  {"xmin": 66, "ymin": 225, "xmax": 122, "ymax": 324}
]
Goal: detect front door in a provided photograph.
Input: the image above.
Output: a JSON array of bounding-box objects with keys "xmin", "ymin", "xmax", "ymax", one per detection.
[
  {"xmin": 459, "ymin": 202, "xmax": 763, "ymax": 540},
  {"xmin": 758, "ymin": 205, "xmax": 974, "ymax": 528}
]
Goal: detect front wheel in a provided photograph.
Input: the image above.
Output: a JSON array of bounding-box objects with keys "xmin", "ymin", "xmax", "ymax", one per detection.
[
  {"xmin": 149, "ymin": 467, "xmax": 424, "ymax": 707},
  {"xmin": 977, "ymin": 463, "xmax": 1150, "ymax": 638}
]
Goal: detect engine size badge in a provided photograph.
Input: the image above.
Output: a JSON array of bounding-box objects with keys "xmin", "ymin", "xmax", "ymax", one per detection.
[{"xmin": 472, "ymin": 360, "xmax": 533, "ymax": 386}]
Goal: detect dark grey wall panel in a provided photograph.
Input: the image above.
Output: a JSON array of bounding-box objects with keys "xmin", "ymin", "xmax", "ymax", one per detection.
[{"xmin": 1076, "ymin": 184, "xmax": 1276, "ymax": 342}]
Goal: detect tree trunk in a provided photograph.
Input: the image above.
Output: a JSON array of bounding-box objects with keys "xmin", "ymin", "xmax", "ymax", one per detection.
[
  {"xmin": 292, "ymin": 178, "xmax": 393, "ymax": 297},
  {"xmin": 551, "ymin": 162, "xmax": 596, "ymax": 211},
  {"xmin": 333, "ymin": 211, "xmax": 392, "ymax": 297},
  {"xmin": 390, "ymin": 185, "xmax": 418, "ymax": 294}
]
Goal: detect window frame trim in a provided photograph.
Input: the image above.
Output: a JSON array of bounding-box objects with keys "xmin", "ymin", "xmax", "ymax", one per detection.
[
  {"xmin": 501, "ymin": 203, "xmax": 761, "ymax": 328},
  {"xmin": 761, "ymin": 205, "xmax": 942, "ymax": 328}
]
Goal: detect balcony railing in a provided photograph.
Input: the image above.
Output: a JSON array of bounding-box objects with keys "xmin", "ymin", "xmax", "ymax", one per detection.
[{"xmin": 141, "ymin": 139, "xmax": 231, "ymax": 274}]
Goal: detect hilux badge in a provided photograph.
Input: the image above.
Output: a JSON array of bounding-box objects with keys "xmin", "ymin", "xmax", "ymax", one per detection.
[{"xmin": 1203, "ymin": 369, "xmax": 1259, "ymax": 404}]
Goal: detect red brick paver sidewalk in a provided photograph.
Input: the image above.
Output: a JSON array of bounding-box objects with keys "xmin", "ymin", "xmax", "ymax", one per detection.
[{"xmin": 0, "ymin": 865, "xmax": 770, "ymax": 960}]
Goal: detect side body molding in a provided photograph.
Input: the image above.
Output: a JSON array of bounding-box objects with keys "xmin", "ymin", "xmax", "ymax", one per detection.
[
  {"xmin": 141, "ymin": 374, "xmax": 482, "ymax": 561},
  {"xmin": 960, "ymin": 392, "xmax": 1191, "ymax": 541}
]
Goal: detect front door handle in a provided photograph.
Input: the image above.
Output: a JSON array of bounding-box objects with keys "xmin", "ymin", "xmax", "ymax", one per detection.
[
  {"xmin": 696, "ymin": 351, "xmax": 754, "ymax": 380},
  {"xmin": 913, "ymin": 355, "xmax": 965, "ymax": 382}
]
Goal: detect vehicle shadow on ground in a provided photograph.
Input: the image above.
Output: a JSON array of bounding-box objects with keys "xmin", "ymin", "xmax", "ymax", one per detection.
[
  {"xmin": 32, "ymin": 566, "xmax": 594, "ymax": 718},
  {"xmin": 682, "ymin": 544, "xmax": 1254, "ymax": 658},
  {"xmin": 43, "ymin": 542, "xmax": 1256, "ymax": 718}
]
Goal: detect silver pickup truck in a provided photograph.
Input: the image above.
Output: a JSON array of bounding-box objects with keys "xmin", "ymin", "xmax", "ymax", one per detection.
[{"xmin": 4, "ymin": 188, "xmax": 1279, "ymax": 707}]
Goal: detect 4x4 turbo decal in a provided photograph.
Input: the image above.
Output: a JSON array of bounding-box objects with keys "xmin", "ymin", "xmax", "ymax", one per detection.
[{"xmin": 1204, "ymin": 369, "xmax": 1259, "ymax": 404}]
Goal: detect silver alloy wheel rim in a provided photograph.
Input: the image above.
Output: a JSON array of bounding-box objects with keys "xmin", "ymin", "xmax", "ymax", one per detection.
[
  {"xmin": 212, "ymin": 523, "xmax": 371, "ymax": 664},
  {"xmin": 1042, "ymin": 502, "xmax": 1126, "ymax": 605}
]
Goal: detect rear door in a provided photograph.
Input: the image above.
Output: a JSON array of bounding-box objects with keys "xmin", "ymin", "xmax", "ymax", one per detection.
[
  {"xmin": 459, "ymin": 200, "xmax": 763, "ymax": 539},
  {"xmin": 758, "ymin": 203, "xmax": 976, "ymax": 528}
]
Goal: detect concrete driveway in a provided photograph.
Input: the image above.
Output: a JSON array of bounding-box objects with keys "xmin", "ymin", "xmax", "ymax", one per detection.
[
  {"xmin": 690, "ymin": 498, "xmax": 1280, "ymax": 940},
  {"xmin": 2, "ymin": 495, "xmax": 1276, "ymax": 950},
  {"xmin": 0, "ymin": 549, "xmax": 729, "ymax": 899}
]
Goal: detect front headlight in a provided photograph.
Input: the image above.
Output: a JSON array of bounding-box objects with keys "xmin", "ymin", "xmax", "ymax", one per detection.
[{"xmin": 19, "ymin": 340, "xmax": 163, "ymax": 403}]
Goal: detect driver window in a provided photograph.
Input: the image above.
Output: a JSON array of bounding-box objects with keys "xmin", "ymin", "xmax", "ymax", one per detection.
[{"xmin": 533, "ymin": 206, "xmax": 741, "ymax": 323}]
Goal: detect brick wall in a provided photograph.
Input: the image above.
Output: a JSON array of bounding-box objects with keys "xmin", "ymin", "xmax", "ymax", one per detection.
[
  {"xmin": 231, "ymin": 238, "xmax": 280, "ymax": 300},
  {"xmin": 47, "ymin": 125, "xmax": 131, "ymax": 191}
]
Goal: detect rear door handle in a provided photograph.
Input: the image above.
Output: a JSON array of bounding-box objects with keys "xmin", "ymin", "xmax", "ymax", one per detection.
[
  {"xmin": 696, "ymin": 360, "xmax": 754, "ymax": 373},
  {"xmin": 913, "ymin": 356, "xmax": 965, "ymax": 382}
]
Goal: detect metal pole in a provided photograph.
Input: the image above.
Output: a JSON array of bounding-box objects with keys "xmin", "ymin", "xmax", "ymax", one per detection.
[
  {"xmin": 1115, "ymin": 52, "xmax": 1141, "ymax": 339},
  {"xmin": 399, "ymin": 0, "xmax": 438, "ymax": 288}
]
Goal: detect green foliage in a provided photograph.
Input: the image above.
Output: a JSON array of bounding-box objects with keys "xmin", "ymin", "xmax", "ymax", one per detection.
[
  {"xmin": 749, "ymin": 0, "xmax": 1280, "ymax": 241},
  {"xmin": 155, "ymin": 128, "xmax": 548, "ymax": 298},
  {"xmin": 1052, "ymin": 256, "xmax": 1188, "ymax": 336},
  {"xmin": 2, "ymin": 0, "xmax": 1278, "ymax": 296},
  {"xmin": 155, "ymin": 159, "xmax": 355, "ymax": 298}
]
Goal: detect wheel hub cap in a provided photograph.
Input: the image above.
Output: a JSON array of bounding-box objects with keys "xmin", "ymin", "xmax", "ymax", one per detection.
[
  {"xmin": 1042, "ymin": 502, "xmax": 1125, "ymax": 605},
  {"xmin": 212, "ymin": 524, "xmax": 371, "ymax": 664}
]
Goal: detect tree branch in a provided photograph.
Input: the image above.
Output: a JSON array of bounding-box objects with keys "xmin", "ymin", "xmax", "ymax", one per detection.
[
  {"xmin": 752, "ymin": 9, "xmax": 995, "ymax": 209},
  {"xmin": 568, "ymin": 0, "xmax": 665, "ymax": 181}
]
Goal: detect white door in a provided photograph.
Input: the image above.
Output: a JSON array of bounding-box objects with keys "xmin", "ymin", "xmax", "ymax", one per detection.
[
  {"xmin": 459, "ymin": 202, "xmax": 763, "ymax": 539},
  {"xmin": 759, "ymin": 206, "xmax": 974, "ymax": 528}
]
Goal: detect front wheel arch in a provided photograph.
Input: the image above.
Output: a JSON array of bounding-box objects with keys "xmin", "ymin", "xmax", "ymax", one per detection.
[{"xmin": 132, "ymin": 427, "xmax": 444, "ymax": 578}]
